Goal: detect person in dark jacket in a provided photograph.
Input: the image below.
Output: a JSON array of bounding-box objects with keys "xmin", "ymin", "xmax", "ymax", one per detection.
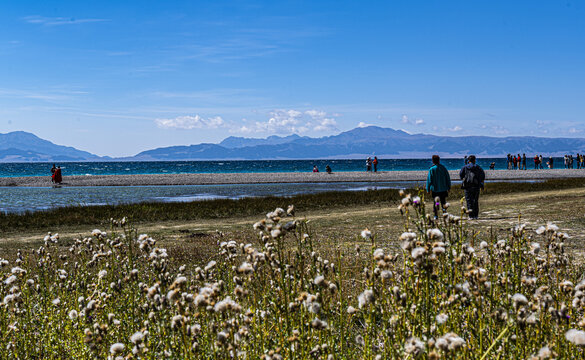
[
  {"xmin": 426, "ymin": 155, "xmax": 451, "ymax": 218},
  {"xmin": 459, "ymin": 155, "xmax": 485, "ymax": 219}
]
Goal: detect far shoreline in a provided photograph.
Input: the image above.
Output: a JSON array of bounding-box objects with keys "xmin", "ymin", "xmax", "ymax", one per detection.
[{"xmin": 1, "ymin": 169, "xmax": 585, "ymax": 187}]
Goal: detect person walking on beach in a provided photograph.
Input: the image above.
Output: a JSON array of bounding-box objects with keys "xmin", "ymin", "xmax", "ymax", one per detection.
[
  {"xmin": 459, "ymin": 155, "xmax": 485, "ymax": 220},
  {"xmin": 373, "ymin": 156, "xmax": 378, "ymax": 172},
  {"xmin": 522, "ymin": 153, "xmax": 527, "ymax": 170},
  {"xmin": 426, "ymin": 155, "xmax": 451, "ymax": 218},
  {"xmin": 539, "ymin": 155, "xmax": 544, "ymax": 169},
  {"xmin": 366, "ymin": 157, "xmax": 372, "ymax": 172}
]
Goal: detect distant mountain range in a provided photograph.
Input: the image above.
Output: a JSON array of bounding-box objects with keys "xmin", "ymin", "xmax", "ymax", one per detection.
[
  {"xmin": 2, "ymin": 127, "xmax": 585, "ymax": 162},
  {"xmin": 131, "ymin": 126, "xmax": 585, "ymax": 160},
  {"xmin": 0, "ymin": 131, "xmax": 104, "ymax": 162}
]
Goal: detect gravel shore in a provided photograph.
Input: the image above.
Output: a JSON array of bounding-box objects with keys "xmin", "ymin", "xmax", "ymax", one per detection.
[{"xmin": 1, "ymin": 169, "xmax": 585, "ymax": 187}]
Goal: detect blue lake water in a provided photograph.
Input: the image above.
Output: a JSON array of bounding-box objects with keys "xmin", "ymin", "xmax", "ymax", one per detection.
[{"xmin": 0, "ymin": 158, "xmax": 544, "ymax": 177}]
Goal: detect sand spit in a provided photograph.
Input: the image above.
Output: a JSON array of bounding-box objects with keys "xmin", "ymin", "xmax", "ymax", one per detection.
[{"xmin": 1, "ymin": 169, "xmax": 585, "ymax": 187}]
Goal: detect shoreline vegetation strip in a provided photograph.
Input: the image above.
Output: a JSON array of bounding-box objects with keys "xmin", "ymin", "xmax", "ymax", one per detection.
[{"xmin": 1, "ymin": 177, "xmax": 584, "ymax": 233}]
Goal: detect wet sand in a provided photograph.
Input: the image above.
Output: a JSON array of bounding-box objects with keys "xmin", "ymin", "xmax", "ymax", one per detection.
[{"xmin": 1, "ymin": 169, "xmax": 584, "ymax": 187}]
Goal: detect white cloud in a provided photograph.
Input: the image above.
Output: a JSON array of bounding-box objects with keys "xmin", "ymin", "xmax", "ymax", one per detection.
[
  {"xmin": 449, "ymin": 126, "xmax": 463, "ymax": 132},
  {"xmin": 401, "ymin": 114, "xmax": 424, "ymax": 126},
  {"xmin": 358, "ymin": 121, "xmax": 373, "ymax": 128},
  {"xmin": 155, "ymin": 115, "xmax": 224, "ymax": 130},
  {"xmin": 22, "ymin": 16, "xmax": 108, "ymax": 26},
  {"xmin": 569, "ymin": 128, "xmax": 582, "ymax": 134},
  {"xmin": 305, "ymin": 109, "xmax": 338, "ymax": 131},
  {"xmin": 235, "ymin": 109, "xmax": 338, "ymax": 134},
  {"xmin": 313, "ymin": 118, "xmax": 338, "ymax": 132},
  {"xmin": 305, "ymin": 110, "xmax": 326, "ymax": 118},
  {"xmin": 270, "ymin": 109, "xmax": 303, "ymax": 126}
]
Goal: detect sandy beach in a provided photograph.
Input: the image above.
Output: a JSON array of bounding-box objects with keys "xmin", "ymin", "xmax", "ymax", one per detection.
[{"xmin": 1, "ymin": 169, "xmax": 585, "ymax": 187}]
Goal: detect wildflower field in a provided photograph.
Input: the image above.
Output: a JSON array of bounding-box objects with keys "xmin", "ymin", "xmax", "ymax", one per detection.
[{"xmin": 1, "ymin": 189, "xmax": 585, "ymax": 359}]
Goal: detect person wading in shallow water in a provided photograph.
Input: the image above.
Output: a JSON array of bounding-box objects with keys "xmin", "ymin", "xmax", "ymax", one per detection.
[
  {"xmin": 459, "ymin": 155, "xmax": 485, "ymax": 220},
  {"xmin": 426, "ymin": 155, "xmax": 451, "ymax": 219}
]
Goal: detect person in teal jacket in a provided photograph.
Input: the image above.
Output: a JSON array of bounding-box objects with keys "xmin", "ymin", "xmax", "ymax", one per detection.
[{"xmin": 426, "ymin": 155, "xmax": 451, "ymax": 217}]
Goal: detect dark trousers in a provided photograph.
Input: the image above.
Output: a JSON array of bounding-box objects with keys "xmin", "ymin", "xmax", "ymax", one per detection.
[
  {"xmin": 431, "ymin": 191, "xmax": 448, "ymax": 217},
  {"xmin": 464, "ymin": 188, "xmax": 480, "ymax": 219}
]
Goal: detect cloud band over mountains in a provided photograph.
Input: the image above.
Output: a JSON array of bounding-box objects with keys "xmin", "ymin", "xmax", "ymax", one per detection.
[{"xmin": 155, "ymin": 109, "xmax": 339, "ymax": 134}]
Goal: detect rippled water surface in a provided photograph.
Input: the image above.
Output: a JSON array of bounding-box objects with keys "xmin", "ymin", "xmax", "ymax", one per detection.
[
  {"xmin": 0, "ymin": 181, "xmax": 423, "ymax": 213},
  {"xmin": 0, "ymin": 158, "xmax": 532, "ymax": 177}
]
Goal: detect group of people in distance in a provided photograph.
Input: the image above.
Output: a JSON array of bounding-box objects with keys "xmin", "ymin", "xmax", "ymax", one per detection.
[
  {"xmin": 505, "ymin": 153, "xmax": 550, "ymax": 170},
  {"xmin": 427, "ymin": 155, "xmax": 485, "ymax": 220},
  {"xmin": 564, "ymin": 154, "xmax": 585, "ymax": 169},
  {"xmin": 50, "ymin": 164, "xmax": 62, "ymax": 184},
  {"xmin": 313, "ymin": 157, "xmax": 379, "ymax": 174},
  {"xmin": 506, "ymin": 154, "xmax": 529, "ymax": 170},
  {"xmin": 312, "ymin": 165, "xmax": 332, "ymax": 174},
  {"xmin": 366, "ymin": 156, "xmax": 378, "ymax": 172},
  {"xmin": 506, "ymin": 153, "xmax": 585, "ymax": 170}
]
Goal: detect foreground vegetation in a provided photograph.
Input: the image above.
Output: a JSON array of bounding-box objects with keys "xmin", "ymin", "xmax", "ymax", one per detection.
[
  {"xmin": 2, "ymin": 177, "xmax": 585, "ymax": 234},
  {"xmin": 1, "ymin": 191, "xmax": 585, "ymax": 359}
]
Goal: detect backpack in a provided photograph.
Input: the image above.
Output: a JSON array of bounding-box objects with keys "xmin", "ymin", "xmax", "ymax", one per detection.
[{"xmin": 462, "ymin": 168, "xmax": 479, "ymax": 189}]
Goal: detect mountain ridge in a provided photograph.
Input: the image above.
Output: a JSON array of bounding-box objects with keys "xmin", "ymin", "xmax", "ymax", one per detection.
[
  {"xmin": 2, "ymin": 127, "xmax": 585, "ymax": 162},
  {"xmin": 0, "ymin": 131, "xmax": 104, "ymax": 162},
  {"xmin": 132, "ymin": 126, "xmax": 585, "ymax": 160}
]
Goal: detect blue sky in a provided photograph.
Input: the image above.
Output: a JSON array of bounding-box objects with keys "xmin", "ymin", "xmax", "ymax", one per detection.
[{"xmin": 0, "ymin": 1, "xmax": 584, "ymax": 157}]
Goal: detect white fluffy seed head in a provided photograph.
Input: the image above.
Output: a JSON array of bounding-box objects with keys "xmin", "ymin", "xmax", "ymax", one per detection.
[
  {"xmin": 130, "ymin": 331, "xmax": 144, "ymax": 344},
  {"xmin": 358, "ymin": 289, "xmax": 374, "ymax": 308},
  {"xmin": 566, "ymin": 329, "xmax": 585, "ymax": 346},
  {"xmin": 512, "ymin": 293, "xmax": 528, "ymax": 307},
  {"xmin": 110, "ymin": 343, "xmax": 125, "ymax": 355},
  {"xmin": 361, "ymin": 229, "xmax": 372, "ymax": 239}
]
